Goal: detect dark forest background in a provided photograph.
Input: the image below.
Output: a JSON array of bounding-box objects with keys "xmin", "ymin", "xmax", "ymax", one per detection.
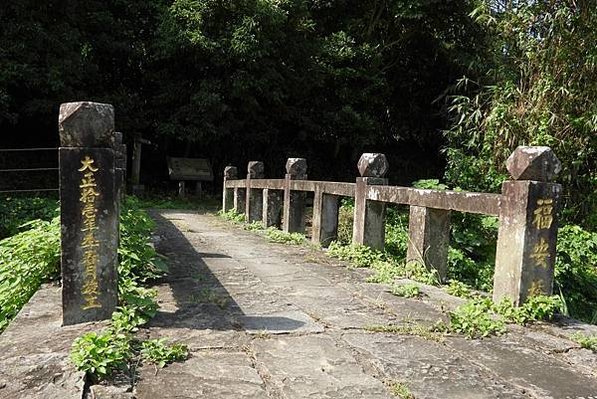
[{"xmin": 1, "ymin": 0, "xmax": 595, "ymax": 228}]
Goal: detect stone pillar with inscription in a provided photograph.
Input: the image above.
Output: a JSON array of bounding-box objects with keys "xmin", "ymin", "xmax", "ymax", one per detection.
[
  {"xmin": 283, "ymin": 158, "xmax": 307, "ymax": 233},
  {"xmin": 245, "ymin": 161, "xmax": 264, "ymax": 222},
  {"xmin": 59, "ymin": 101, "xmax": 119, "ymax": 325},
  {"xmin": 352, "ymin": 153, "xmax": 388, "ymax": 250},
  {"xmin": 493, "ymin": 146, "xmax": 562, "ymax": 305},
  {"xmin": 222, "ymin": 166, "xmax": 238, "ymax": 212}
]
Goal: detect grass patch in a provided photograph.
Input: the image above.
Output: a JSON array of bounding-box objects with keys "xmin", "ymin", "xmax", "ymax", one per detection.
[
  {"xmin": 264, "ymin": 228, "xmax": 306, "ymax": 245},
  {"xmin": 388, "ymin": 381, "xmax": 415, "ymax": 398},
  {"xmin": 217, "ymin": 208, "xmax": 246, "ymax": 223},
  {"xmin": 365, "ymin": 323, "xmax": 443, "ymax": 343},
  {"xmin": 571, "ymin": 332, "xmax": 597, "ymax": 352},
  {"xmin": 391, "ymin": 283, "xmax": 422, "ymax": 298}
]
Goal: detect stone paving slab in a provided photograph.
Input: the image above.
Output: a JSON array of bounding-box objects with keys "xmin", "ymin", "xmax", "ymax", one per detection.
[
  {"xmin": 252, "ymin": 335, "xmax": 392, "ymax": 399},
  {"xmin": 341, "ymin": 331, "xmax": 530, "ymax": 399},
  {"xmin": 135, "ymin": 351, "xmax": 267, "ymax": 398},
  {"xmin": 0, "ymin": 285, "xmax": 105, "ymax": 399}
]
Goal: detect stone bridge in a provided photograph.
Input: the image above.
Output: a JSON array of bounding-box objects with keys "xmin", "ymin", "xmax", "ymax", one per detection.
[
  {"xmin": 1, "ymin": 207, "xmax": 596, "ymax": 399},
  {"xmin": 0, "ymin": 102, "xmax": 595, "ymax": 398}
]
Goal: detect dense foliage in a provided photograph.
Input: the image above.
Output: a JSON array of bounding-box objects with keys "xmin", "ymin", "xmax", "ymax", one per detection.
[
  {"xmin": 444, "ymin": 1, "xmax": 596, "ymax": 228},
  {"xmin": 0, "ymin": 218, "xmax": 60, "ymax": 332}
]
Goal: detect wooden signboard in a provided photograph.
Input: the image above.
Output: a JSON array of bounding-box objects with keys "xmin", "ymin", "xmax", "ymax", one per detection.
[{"xmin": 167, "ymin": 157, "xmax": 213, "ymax": 181}]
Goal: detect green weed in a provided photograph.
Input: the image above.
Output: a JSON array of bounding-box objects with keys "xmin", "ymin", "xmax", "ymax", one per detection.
[
  {"xmin": 217, "ymin": 208, "xmax": 246, "ymax": 223},
  {"xmin": 264, "ymin": 228, "xmax": 306, "ymax": 245},
  {"xmin": 447, "ymin": 295, "xmax": 562, "ymax": 339},
  {"xmin": 389, "ymin": 381, "xmax": 415, "ymax": 398},
  {"xmin": 244, "ymin": 221, "xmax": 265, "ymax": 231},
  {"xmin": 365, "ymin": 323, "xmax": 443, "ymax": 343},
  {"xmin": 445, "ymin": 280, "xmax": 476, "ymax": 299},
  {"xmin": 570, "ymin": 332, "xmax": 597, "ymax": 352},
  {"xmin": 391, "ymin": 283, "xmax": 422, "ymax": 298},
  {"xmin": 140, "ymin": 338, "xmax": 188, "ymax": 368}
]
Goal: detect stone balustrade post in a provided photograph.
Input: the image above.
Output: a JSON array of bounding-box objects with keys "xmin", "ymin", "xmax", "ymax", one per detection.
[
  {"xmin": 493, "ymin": 146, "xmax": 562, "ymax": 305},
  {"xmin": 58, "ymin": 101, "xmax": 118, "ymax": 325},
  {"xmin": 352, "ymin": 153, "xmax": 388, "ymax": 250},
  {"xmin": 263, "ymin": 188, "xmax": 283, "ymax": 228},
  {"xmin": 222, "ymin": 166, "xmax": 238, "ymax": 212},
  {"xmin": 283, "ymin": 158, "xmax": 307, "ymax": 233},
  {"xmin": 246, "ymin": 161, "xmax": 264, "ymax": 222},
  {"xmin": 312, "ymin": 187, "xmax": 339, "ymax": 247},
  {"xmin": 406, "ymin": 206, "xmax": 451, "ymax": 282}
]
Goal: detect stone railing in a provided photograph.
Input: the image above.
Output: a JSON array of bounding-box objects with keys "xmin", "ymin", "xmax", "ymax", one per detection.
[{"xmin": 223, "ymin": 147, "xmax": 562, "ymax": 306}]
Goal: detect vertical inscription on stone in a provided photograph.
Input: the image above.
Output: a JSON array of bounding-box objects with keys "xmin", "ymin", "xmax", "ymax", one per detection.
[{"xmin": 79, "ymin": 156, "xmax": 102, "ymax": 310}]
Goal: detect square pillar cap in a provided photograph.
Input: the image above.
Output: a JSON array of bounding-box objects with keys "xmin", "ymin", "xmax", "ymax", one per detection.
[
  {"xmin": 286, "ymin": 158, "xmax": 307, "ymax": 177},
  {"xmin": 59, "ymin": 102, "xmax": 115, "ymax": 148},
  {"xmin": 358, "ymin": 153, "xmax": 388, "ymax": 177},
  {"xmin": 506, "ymin": 146, "xmax": 561, "ymax": 182},
  {"xmin": 248, "ymin": 161, "xmax": 265, "ymax": 178}
]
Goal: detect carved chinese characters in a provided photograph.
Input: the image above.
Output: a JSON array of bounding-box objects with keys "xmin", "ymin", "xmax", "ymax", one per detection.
[
  {"xmin": 494, "ymin": 146, "xmax": 562, "ymax": 305},
  {"xmin": 78, "ymin": 156, "xmax": 102, "ymax": 310},
  {"xmin": 59, "ymin": 102, "xmax": 118, "ymax": 325}
]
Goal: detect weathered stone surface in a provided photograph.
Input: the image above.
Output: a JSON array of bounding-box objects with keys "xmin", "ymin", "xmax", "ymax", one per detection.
[
  {"xmin": 283, "ymin": 158, "xmax": 308, "ymax": 233},
  {"xmin": 245, "ymin": 164, "xmax": 264, "ymax": 222},
  {"xmin": 60, "ymin": 148, "xmax": 118, "ymax": 325},
  {"xmin": 247, "ymin": 161, "xmax": 264, "ymax": 178},
  {"xmin": 233, "ymin": 187, "xmax": 246, "ymax": 213},
  {"xmin": 262, "ymin": 188, "xmax": 283, "ymax": 227},
  {"xmin": 353, "ymin": 177, "xmax": 387, "ymax": 250},
  {"xmin": 312, "ymin": 191, "xmax": 339, "ymax": 246},
  {"xmin": 285, "ymin": 157, "xmax": 307, "ymax": 178},
  {"xmin": 445, "ymin": 335, "xmax": 597, "ymax": 398},
  {"xmin": 135, "ymin": 352, "xmax": 266, "ymax": 398},
  {"xmin": 252, "ymin": 335, "xmax": 392, "ymax": 398},
  {"xmin": 506, "ymin": 146, "xmax": 562, "ymax": 182},
  {"xmin": 342, "ymin": 332, "xmax": 530, "ymax": 399},
  {"xmin": 59, "ymin": 102, "xmax": 115, "ymax": 148},
  {"xmin": 239, "ymin": 310, "xmax": 324, "ymax": 334},
  {"xmin": 222, "ymin": 166, "xmax": 238, "ymax": 212},
  {"xmin": 406, "ymin": 206, "xmax": 450, "ymax": 282},
  {"xmin": 90, "ymin": 385, "xmax": 133, "ymax": 399},
  {"xmin": 358, "ymin": 153, "xmax": 389, "ymax": 178},
  {"xmin": 0, "ymin": 285, "xmax": 104, "ymax": 399},
  {"xmin": 494, "ymin": 180, "xmax": 561, "ymax": 304}
]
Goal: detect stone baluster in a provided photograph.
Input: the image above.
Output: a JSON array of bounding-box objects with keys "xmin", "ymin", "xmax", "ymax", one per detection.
[
  {"xmin": 58, "ymin": 101, "xmax": 118, "ymax": 325},
  {"xmin": 283, "ymin": 158, "xmax": 307, "ymax": 233},
  {"xmin": 493, "ymin": 146, "xmax": 562, "ymax": 305},
  {"xmin": 246, "ymin": 161, "xmax": 264, "ymax": 222},
  {"xmin": 312, "ymin": 187, "xmax": 339, "ymax": 247},
  {"xmin": 406, "ymin": 206, "xmax": 451, "ymax": 283},
  {"xmin": 263, "ymin": 188, "xmax": 283, "ymax": 228},
  {"xmin": 352, "ymin": 153, "xmax": 388, "ymax": 250},
  {"xmin": 222, "ymin": 166, "xmax": 238, "ymax": 212}
]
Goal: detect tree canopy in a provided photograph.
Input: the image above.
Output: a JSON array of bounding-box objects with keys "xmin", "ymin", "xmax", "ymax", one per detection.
[{"xmin": 0, "ymin": 0, "xmax": 594, "ymax": 226}]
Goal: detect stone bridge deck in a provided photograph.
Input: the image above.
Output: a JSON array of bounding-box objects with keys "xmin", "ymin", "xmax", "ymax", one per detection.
[{"xmin": 1, "ymin": 209, "xmax": 596, "ymax": 399}]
